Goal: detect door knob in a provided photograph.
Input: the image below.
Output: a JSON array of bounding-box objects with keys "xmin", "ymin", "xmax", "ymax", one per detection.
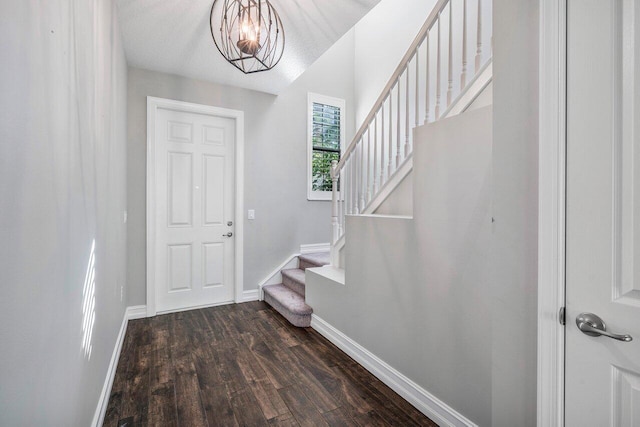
[
  {"xmin": 576, "ymin": 312, "xmax": 633, "ymax": 342},
  {"xmin": 227, "ymin": 221, "xmax": 233, "ymax": 226},
  {"xmin": 222, "ymin": 232, "xmax": 233, "ymax": 238}
]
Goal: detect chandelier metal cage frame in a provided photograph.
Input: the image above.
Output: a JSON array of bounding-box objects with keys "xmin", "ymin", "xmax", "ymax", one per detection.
[{"xmin": 210, "ymin": 0, "xmax": 285, "ymax": 74}]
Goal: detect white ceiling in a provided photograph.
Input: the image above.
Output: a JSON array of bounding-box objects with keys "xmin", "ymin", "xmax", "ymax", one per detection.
[{"xmin": 116, "ymin": 0, "xmax": 381, "ymax": 94}]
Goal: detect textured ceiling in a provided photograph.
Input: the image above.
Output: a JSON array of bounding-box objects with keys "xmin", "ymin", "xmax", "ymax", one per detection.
[{"xmin": 116, "ymin": 0, "xmax": 381, "ymax": 94}]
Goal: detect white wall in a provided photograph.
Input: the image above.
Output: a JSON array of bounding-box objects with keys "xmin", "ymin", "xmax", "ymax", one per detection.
[
  {"xmin": 372, "ymin": 80, "xmax": 493, "ymax": 218},
  {"xmin": 491, "ymin": 0, "xmax": 538, "ymax": 425},
  {"xmin": 374, "ymin": 173, "xmax": 414, "ymax": 216},
  {"xmin": 126, "ymin": 30, "xmax": 356, "ymax": 305},
  {"xmin": 0, "ymin": 0, "xmax": 128, "ymax": 424},
  {"xmin": 307, "ymin": 107, "xmax": 493, "ymax": 426},
  {"xmin": 353, "ymin": 0, "xmax": 438, "ymax": 127}
]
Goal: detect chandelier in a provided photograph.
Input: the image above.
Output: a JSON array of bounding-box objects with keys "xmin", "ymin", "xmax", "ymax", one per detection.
[{"xmin": 210, "ymin": 0, "xmax": 285, "ymax": 74}]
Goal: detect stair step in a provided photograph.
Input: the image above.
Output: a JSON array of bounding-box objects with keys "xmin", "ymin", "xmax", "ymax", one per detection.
[
  {"xmin": 263, "ymin": 284, "xmax": 312, "ymax": 328},
  {"xmin": 298, "ymin": 252, "xmax": 330, "ymax": 270},
  {"xmin": 282, "ymin": 268, "xmax": 306, "ymax": 296}
]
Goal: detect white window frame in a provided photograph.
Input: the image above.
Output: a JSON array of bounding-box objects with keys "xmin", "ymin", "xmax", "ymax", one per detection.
[{"xmin": 307, "ymin": 92, "xmax": 346, "ymax": 201}]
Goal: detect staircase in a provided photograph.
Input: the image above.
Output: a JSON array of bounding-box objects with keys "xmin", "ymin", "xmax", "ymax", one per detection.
[
  {"xmin": 329, "ymin": 0, "xmax": 492, "ymax": 267},
  {"xmin": 262, "ymin": 252, "xmax": 330, "ymax": 327}
]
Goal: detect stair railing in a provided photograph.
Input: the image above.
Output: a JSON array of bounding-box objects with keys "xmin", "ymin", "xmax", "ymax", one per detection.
[{"xmin": 331, "ymin": 0, "xmax": 491, "ymax": 247}]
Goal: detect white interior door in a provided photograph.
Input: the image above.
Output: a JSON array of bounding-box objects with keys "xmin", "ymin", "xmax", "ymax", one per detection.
[
  {"xmin": 153, "ymin": 107, "xmax": 235, "ymax": 313},
  {"xmin": 565, "ymin": 1, "xmax": 640, "ymax": 425}
]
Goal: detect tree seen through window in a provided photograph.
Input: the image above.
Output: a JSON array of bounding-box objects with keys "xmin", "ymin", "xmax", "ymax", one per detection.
[{"xmin": 311, "ymin": 102, "xmax": 341, "ymax": 191}]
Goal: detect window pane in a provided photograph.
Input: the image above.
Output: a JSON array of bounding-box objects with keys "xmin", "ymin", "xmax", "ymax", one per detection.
[
  {"xmin": 312, "ymin": 102, "xmax": 341, "ymax": 153},
  {"xmin": 312, "ymin": 150, "xmax": 339, "ymax": 192}
]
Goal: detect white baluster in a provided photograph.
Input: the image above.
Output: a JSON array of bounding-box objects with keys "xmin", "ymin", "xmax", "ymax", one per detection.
[
  {"xmin": 397, "ymin": 78, "xmax": 401, "ymax": 168},
  {"xmin": 357, "ymin": 140, "xmax": 363, "ymax": 213},
  {"xmin": 350, "ymin": 156, "xmax": 355, "ymax": 215},
  {"xmin": 331, "ymin": 160, "xmax": 339, "ymax": 244},
  {"xmin": 388, "ymin": 88, "xmax": 393, "ymax": 177},
  {"xmin": 373, "ymin": 115, "xmax": 378, "ymax": 194},
  {"xmin": 354, "ymin": 143, "xmax": 359, "ymax": 215},
  {"xmin": 475, "ymin": 0, "xmax": 482, "ymax": 72},
  {"xmin": 367, "ymin": 128, "xmax": 372, "ymax": 203},
  {"xmin": 344, "ymin": 159, "xmax": 349, "ymax": 217},
  {"xmin": 461, "ymin": 0, "xmax": 468, "ymax": 88},
  {"xmin": 351, "ymin": 153, "xmax": 356, "ymax": 214},
  {"xmin": 447, "ymin": 1, "xmax": 453, "ymax": 107},
  {"xmin": 345, "ymin": 158, "xmax": 350, "ymax": 217},
  {"xmin": 435, "ymin": 13, "xmax": 442, "ymax": 119},
  {"xmin": 359, "ymin": 140, "xmax": 366, "ymax": 211},
  {"xmin": 405, "ymin": 66, "xmax": 410, "ymax": 157},
  {"xmin": 338, "ymin": 169, "xmax": 343, "ymax": 237},
  {"xmin": 380, "ymin": 102, "xmax": 386, "ymax": 186},
  {"xmin": 425, "ymin": 33, "xmax": 430, "ymax": 124},
  {"xmin": 415, "ymin": 49, "xmax": 420, "ymax": 129},
  {"xmin": 341, "ymin": 167, "xmax": 345, "ymax": 235}
]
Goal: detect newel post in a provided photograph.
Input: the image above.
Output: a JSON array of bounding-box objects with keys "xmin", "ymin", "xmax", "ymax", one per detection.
[{"xmin": 330, "ymin": 160, "xmax": 340, "ymax": 245}]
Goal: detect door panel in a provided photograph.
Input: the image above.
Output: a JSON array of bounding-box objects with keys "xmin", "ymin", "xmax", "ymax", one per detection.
[
  {"xmin": 565, "ymin": 1, "xmax": 640, "ymax": 425},
  {"xmin": 154, "ymin": 107, "xmax": 235, "ymax": 313},
  {"xmin": 167, "ymin": 152, "xmax": 193, "ymax": 227},
  {"xmin": 203, "ymin": 154, "xmax": 225, "ymax": 226},
  {"xmin": 168, "ymin": 244, "xmax": 192, "ymax": 291},
  {"xmin": 203, "ymin": 243, "xmax": 224, "ymax": 288}
]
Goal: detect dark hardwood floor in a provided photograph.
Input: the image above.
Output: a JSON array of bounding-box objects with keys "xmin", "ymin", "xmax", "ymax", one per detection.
[{"xmin": 103, "ymin": 301, "xmax": 437, "ymax": 427}]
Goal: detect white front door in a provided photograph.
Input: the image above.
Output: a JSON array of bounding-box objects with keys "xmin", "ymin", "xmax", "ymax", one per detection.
[
  {"xmin": 153, "ymin": 107, "xmax": 236, "ymax": 313},
  {"xmin": 565, "ymin": 1, "xmax": 640, "ymax": 425}
]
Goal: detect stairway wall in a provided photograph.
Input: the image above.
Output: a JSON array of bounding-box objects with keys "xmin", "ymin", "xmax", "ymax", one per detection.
[
  {"xmin": 374, "ymin": 172, "xmax": 413, "ymax": 216},
  {"xmin": 371, "ymin": 80, "xmax": 493, "ymax": 217},
  {"xmin": 491, "ymin": 0, "xmax": 539, "ymax": 424},
  {"xmin": 307, "ymin": 107, "xmax": 493, "ymax": 426}
]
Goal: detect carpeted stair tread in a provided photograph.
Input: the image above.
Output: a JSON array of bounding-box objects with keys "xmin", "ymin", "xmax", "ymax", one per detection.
[
  {"xmin": 298, "ymin": 252, "xmax": 330, "ymax": 270},
  {"xmin": 281, "ymin": 268, "xmax": 306, "ymax": 296},
  {"xmin": 263, "ymin": 284, "xmax": 312, "ymax": 327}
]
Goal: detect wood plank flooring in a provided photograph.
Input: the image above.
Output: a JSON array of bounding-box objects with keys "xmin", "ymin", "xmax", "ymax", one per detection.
[{"xmin": 103, "ymin": 301, "xmax": 437, "ymax": 427}]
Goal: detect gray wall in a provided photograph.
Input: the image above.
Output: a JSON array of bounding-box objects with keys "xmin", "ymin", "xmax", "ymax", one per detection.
[
  {"xmin": 491, "ymin": 0, "xmax": 539, "ymax": 425},
  {"xmin": 0, "ymin": 0, "xmax": 128, "ymax": 424},
  {"xmin": 126, "ymin": 31, "xmax": 356, "ymax": 305},
  {"xmin": 307, "ymin": 107, "xmax": 493, "ymax": 426}
]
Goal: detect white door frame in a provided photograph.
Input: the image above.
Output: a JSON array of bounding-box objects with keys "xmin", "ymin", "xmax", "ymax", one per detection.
[
  {"xmin": 537, "ymin": 0, "xmax": 567, "ymax": 426},
  {"xmin": 146, "ymin": 96, "xmax": 245, "ymax": 317}
]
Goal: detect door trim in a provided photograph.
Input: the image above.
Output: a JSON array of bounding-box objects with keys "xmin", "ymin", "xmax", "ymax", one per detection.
[
  {"xmin": 146, "ymin": 96, "xmax": 245, "ymax": 317},
  {"xmin": 537, "ymin": 1, "xmax": 567, "ymax": 426}
]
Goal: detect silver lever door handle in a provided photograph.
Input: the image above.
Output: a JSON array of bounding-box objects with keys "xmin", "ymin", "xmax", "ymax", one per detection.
[
  {"xmin": 222, "ymin": 232, "xmax": 233, "ymax": 238},
  {"xmin": 576, "ymin": 313, "xmax": 633, "ymax": 342}
]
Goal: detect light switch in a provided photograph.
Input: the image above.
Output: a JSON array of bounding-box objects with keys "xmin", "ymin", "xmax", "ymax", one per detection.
[
  {"xmin": 248, "ymin": 209, "xmax": 255, "ymax": 220},
  {"xmin": 123, "ymin": 211, "xmax": 128, "ymax": 224}
]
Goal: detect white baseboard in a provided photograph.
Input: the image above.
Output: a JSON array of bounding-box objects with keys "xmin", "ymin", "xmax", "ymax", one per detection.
[
  {"xmin": 310, "ymin": 315, "xmax": 478, "ymax": 427},
  {"xmin": 239, "ymin": 289, "xmax": 260, "ymax": 303},
  {"xmin": 92, "ymin": 304, "xmax": 147, "ymax": 427},
  {"xmin": 126, "ymin": 305, "xmax": 147, "ymax": 320},
  {"xmin": 257, "ymin": 253, "xmax": 299, "ymax": 299},
  {"xmin": 299, "ymin": 242, "xmax": 330, "ymax": 254}
]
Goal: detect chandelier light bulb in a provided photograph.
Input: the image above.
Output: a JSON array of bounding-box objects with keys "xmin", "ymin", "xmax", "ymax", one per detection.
[{"xmin": 210, "ymin": 0, "xmax": 285, "ymax": 74}]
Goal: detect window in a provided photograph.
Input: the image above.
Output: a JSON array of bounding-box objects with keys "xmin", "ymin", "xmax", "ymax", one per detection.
[{"xmin": 307, "ymin": 93, "xmax": 345, "ymax": 200}]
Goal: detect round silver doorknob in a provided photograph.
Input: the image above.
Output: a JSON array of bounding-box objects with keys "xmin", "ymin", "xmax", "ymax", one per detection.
[
  {"xmin": 223, "ymin": 232, "xmax": 233, "ymax": 238},
  {"xmin": 576, "ymin": 312, "xmax": 633, "ymax": 342}
]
